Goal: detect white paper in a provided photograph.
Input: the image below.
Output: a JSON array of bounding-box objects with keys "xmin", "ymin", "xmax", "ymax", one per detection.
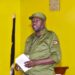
[{"xmin": 15, "ymin": 54, "xmax": 31, "ymax": 72}]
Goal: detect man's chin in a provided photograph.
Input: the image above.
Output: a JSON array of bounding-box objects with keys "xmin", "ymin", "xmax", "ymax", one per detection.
[{"xmin": 33, "ymin": 28, "xmax": 40, "ymax": 32}]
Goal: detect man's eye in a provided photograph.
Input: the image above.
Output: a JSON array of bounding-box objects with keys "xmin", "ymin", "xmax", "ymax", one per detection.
[{"xmin": 32, "ymin": 20, "xmax": 38, "ymax": 22}]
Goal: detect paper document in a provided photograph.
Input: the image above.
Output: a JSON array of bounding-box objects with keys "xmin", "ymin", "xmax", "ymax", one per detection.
[{"xmin": 15, "ymin": 54, "xmax": 31, "ymax": 72}]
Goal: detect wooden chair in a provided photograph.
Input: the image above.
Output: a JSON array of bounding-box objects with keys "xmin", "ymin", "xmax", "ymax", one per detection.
[{"xmin": 54, "ymin": 67, "xmax": 69, "ymax": 75}]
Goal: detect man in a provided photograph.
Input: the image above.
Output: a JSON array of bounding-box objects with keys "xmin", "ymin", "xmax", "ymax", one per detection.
[{"xmin": 16, "ymin": 12, "xmax": 61, "ymax": 75}]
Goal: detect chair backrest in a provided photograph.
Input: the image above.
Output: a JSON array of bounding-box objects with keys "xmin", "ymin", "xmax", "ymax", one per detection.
[{"xmin": 54, "ymin": 67, "xmax": 69, "ymax": 75}]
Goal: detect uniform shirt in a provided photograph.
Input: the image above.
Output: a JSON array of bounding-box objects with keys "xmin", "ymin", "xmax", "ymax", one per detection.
[{"xmin": 24, "ymin": 28, "xmax": 61, "ymax": 75}]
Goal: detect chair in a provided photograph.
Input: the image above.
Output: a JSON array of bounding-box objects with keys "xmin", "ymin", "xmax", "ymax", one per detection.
[{"xmin": 54, "ymin": 67, "xmax": 69, "ymax": 75}]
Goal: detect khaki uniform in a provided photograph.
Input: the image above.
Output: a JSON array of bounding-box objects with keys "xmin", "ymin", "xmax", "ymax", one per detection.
[{"xmin": 24, "ymin": 28, "xmax": 61, "ymax": 75}]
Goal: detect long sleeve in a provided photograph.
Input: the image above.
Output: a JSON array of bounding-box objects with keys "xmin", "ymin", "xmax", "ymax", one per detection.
[
  {"xmin": 24, "ymin": 37, "xmax": 31, "ymax": 55},
  {"xmin": 50, "ymin": 33, "xmax": 61, "ymax": 63},
  {"xmin": 24, "ymin": 34, "xmax": 34, "ymax": 55}
]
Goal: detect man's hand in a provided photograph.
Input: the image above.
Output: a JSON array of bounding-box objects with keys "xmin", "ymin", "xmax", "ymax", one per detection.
[
  {"xmin": 25, "ymin": 57, "xmax": 55, "ymax": 68},
  {"xmin": 25, "ymin": 60, "xmax": 37, "ymax": 68},
  {"xmin": 15, "ymin": 64, "xmax": 21, "ymax": 71}
]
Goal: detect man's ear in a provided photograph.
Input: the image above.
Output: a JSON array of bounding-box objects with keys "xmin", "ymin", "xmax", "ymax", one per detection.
[{"xmin": 43, "ymin": 20, "xmax": 46, "ymax": 25}]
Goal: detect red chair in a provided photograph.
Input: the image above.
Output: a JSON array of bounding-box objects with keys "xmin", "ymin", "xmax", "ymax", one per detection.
[{"xmin": 54, "ymin": 67, "xmax": 69, "ymax": 75}]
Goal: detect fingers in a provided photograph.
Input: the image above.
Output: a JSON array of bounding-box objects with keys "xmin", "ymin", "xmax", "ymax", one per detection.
[
  {"xmin": 25, "ymin": 61, "xmax": 31, "ymax": 68},
  {"xmin": 15, "ymin": 64, "xmax": 21, "ymax": 71},
  {"xmin": 24, "ymin": 61, "xmax": 33, "ymax": 68}
]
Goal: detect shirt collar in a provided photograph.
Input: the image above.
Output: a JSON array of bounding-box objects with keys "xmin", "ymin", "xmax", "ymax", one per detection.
[
  {"xmin": 34, "ymin": 28, "xmax": 48, "ymax": 37},
  {"xmin": 40, "ymin": 28, "xmax": 47, "ymax": 35}
]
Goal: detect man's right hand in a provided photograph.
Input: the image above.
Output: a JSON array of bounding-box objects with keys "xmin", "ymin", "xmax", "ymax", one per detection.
[{"xmin": 15, "ymin": 64, "xmax": 21, "ymax": 71}]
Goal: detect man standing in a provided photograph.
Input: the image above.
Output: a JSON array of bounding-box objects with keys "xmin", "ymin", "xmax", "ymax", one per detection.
[{"xmin": 16, "ymin": 12, "xmax": 61, "ymax": 75}]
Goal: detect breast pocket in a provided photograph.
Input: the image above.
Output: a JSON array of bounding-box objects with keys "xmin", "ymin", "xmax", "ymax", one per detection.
[{"xmin": 33, "ymin": 41, "xmax": 49, "ymax": 52}]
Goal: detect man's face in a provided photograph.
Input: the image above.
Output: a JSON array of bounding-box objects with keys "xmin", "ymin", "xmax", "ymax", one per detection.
[{"xmin": 31, "ymin": 17, "xmax": 45, "ymax": 32}]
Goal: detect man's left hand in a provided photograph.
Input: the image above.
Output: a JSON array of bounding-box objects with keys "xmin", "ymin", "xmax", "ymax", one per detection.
[{"xmin": 25, "ymin": 60, "xmax": 37, "ymax": 68}]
